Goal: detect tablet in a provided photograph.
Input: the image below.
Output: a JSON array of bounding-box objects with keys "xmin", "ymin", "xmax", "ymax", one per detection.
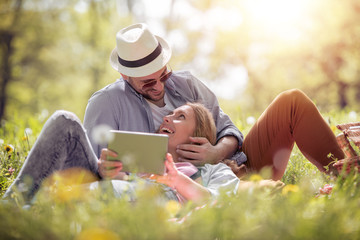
[{"xmin": 107, "ymin": 130, "xmax": 168, "ymax": 175}]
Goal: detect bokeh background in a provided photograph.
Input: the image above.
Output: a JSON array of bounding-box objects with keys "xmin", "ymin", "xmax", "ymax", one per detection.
[{"xmin": 1, "ymin": 0, "xmax": 359, "ymax": 122}]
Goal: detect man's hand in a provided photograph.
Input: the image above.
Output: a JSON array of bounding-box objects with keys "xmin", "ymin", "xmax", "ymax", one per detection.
[
  {"xmin": 176, "ymin": 136, "xmax": 239, "ymax": 166},
  {"xmin": 98, "ymin": 148, "xmax": 123, "ymax": 179},
  {"xmin": 176, "ymin": 137, "xmax": 221, "ymax": 166}
]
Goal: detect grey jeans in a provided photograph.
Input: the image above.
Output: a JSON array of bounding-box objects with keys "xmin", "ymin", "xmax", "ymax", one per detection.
[
  {"xmin": 3, "ymin": 111, "xmax": 178, "ymax": 203},
  {"xmin": 3, "ymin": 111, "xmax": 99, "ymax": 202}
]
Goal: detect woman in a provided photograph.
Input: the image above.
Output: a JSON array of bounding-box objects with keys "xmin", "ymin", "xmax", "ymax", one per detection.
[
  {"xmin": 176, "ymin": 89, "xmax": 345, "ymax": 180},
  {"xmin": 3, "ymin": 103, "xmax": 240, "ymax": 205}
]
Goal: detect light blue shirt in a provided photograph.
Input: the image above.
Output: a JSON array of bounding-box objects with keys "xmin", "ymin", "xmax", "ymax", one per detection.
[
  {"xmin": 198, "ymin": 162, "xmax": 240, "ymax": 197},
  {"xmin": 83, "ymin": 71, "xmax": 246, "ymax": 164}
]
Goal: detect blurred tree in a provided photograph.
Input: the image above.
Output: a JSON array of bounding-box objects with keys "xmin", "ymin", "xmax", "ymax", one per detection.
[
  {"xmin": 1, "ymin": 0, "xmax": 359, "ymax": 122},
  {"xmin": 0, "ymin": 0, "xmax": 23, "ymax": 120},
  {"xmin": 0, "ymin": 0, "xmax": 70, "ymax": 121},
  {"xmin": 165, "ymin": 0, "xmax": 360, "ymax": 113},
  {"xmin": 71, "ymin": 0, "xmax": 116, "ymax": 96},
  {"xmin": 305, "ymin": 0, "xmax": 360, "ymax": 110},
  {"xmin": 0, "ymin": 0, "xmax": 130, "ymax": 121},
  {"xmin": 233, "ymin": 0, "xmax": 360, "ymax": 112}
]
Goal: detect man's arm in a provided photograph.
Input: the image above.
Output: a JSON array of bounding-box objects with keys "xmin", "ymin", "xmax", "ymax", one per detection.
[
  {"xmin": 213, "ymin": 135, "xmax": 239, "ymax": 161},
  {"xmin": 83, "ymin": 91, "xmax": 118, "ymax": 157},
  {"xmin": 172, "ymin": 72, "xmax": 243, "ymax": 165}
]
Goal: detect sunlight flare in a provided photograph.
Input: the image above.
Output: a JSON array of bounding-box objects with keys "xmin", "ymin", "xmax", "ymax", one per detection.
[{"xmin": 243, "ymin": 0, "xmax": 313, "ymax": 41}]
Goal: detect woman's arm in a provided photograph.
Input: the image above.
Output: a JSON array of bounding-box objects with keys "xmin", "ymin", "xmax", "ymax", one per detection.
[{"xmin": 152, "ymin": 153, "xmax": 211, "ymax": 204}]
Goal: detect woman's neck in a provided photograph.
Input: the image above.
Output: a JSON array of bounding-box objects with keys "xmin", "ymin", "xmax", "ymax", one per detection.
[{"xmin": 168, "ymin": 148, "xmax": 179, "ymax": 163}]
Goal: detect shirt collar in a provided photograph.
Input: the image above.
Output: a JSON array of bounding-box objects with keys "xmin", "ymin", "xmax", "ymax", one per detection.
[{"xmin": 123, "ymin": 78, "xmax": 143, "ymax": 99}]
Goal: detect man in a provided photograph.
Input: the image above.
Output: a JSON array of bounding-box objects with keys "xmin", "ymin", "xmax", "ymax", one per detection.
[{"xmin": 83, "ymin": 23, "xmax": 246, "ymax": 168}]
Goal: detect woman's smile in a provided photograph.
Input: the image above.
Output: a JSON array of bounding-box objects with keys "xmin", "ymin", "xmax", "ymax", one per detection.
[
  {"xmin": 159, "ymin": 126, "xmax": 174, "ymax": 134},
  {"xmin": 158, "ymin": 105, "xmax": 196, "ymax": 158}
]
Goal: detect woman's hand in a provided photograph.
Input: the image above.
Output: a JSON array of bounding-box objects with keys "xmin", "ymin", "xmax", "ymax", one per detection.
[
  {"xmin": 151, "ymin": 153, "xmax": 180, "ymax": 189},
  {"xmin": 151, "ymin": 153, "xmax": 211, "ymax": 204},
  {"xmin": 98, "ymin": 148, "xmax": 124, "ymax": 179}
]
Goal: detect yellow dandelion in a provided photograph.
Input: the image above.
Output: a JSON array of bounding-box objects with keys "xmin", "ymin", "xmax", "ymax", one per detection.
[
  {"xmin": 75, "ymin": 227, "xmax": 120, "ymax": 240},
  {"xmin": 249, "ymin": 174, "xmax": 263, "ymax": 182},
  {"xmin": 22, "ymin": 136, "xmax": 28, "ymax": 141},
  {"xmin": 4, "ymin": 144, "xmax": 14, "ymax": 154},
  {"xmin": 42, "ymin": 168, "xmax": 98, "ymax": 203},
  {"xmin": 282, "ymin": 184, "xmax": 299, "ymax": 195},
  {"xmin": 165, "ymin": 200, "xmax": 181, "ymax": 218},
  {"xmin": 330, "ymin": 125, "xmax": 337, "ymax": 134}
]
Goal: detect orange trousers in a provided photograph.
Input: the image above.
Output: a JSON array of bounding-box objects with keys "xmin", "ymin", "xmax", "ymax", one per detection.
[{"xmin": 242, "ymin": 89, "xmax": 344, "ymax": 180}]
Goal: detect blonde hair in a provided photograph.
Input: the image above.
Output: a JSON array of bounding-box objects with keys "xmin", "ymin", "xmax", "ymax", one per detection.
[
  {"xmin": 186, "ymin": 102, "xmax": 217, "ymax": 145},
  {"xmin": 186, "ymin": 102, "xmax": 247, "ymax": 178}
]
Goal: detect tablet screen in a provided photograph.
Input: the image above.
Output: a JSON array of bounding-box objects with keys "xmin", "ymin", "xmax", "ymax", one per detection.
[{"xmin": 107, "ymin": 130, "xmax": 168, "ymax": 175}]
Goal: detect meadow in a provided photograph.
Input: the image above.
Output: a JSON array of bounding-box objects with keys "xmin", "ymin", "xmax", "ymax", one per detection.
[{"xmin": 0, "ymin": 109, "xmax": 360, "ymax": 240}]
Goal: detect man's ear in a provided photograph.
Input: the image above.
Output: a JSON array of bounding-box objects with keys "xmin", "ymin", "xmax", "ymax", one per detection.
[{"xmin": 120, "ymin": 73, "xmax": 129, "ymax": 81}]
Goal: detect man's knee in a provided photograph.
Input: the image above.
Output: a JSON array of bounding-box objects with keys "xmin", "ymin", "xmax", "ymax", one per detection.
[
  {"xmin": 279, "ymin": 88, "xmax": 306, "ymax": 99},
  {"xmin": 47, "ymin": 110, "xmax": 83, "ymax": 132},
  {"xmin": 52, "ymin": 110, "xmax": 81, "ymax": 123},
  {"xmin": 276, "ymin": 89, "xmax": 309, "ymax": 105}
]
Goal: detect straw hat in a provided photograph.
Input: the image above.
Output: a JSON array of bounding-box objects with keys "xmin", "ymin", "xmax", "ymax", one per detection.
[{"xmin": 110, "ymin": 23, "xmax": 172, "ymax": 77}]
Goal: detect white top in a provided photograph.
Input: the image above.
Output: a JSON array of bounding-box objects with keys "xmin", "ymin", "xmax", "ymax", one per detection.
[{"xmin": 146, "ymin": 93, "xmax": 177, "ymax": 131}]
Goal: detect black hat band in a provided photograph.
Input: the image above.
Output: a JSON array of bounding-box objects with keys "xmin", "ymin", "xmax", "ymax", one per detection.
[{"xmin": 118, "ymin": 43, "xmax": 162, "ymax": 68}]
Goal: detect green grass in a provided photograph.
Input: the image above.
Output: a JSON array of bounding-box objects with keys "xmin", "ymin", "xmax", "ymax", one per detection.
[{"xmin": 0, "ymin": 110, "xmax": 360, "ymax": 239}]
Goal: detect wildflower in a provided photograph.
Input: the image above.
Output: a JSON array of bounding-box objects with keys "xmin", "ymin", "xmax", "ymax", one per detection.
[
  {"xmin": 165, "ymin": 200, "xmax": 181, "ymax": 218},
  {"xmin": 22, "ymin": 136, "xmax": 28, "ymax": 141},
  {"xmin": 4, "ymin": 144, "xmax": 14, "ymax": 154},
  {"xmin": 319, "ymin": 184, "xmax": 333, "ymax": 195},
  {"xmin": 330, "ymin": 125, "xmax": 337, "ymax": 134},
  {"xmin": 249, "ymin": 174, "xmax": 263, "ymax": 182},
  {"xmin": 246, "ymin": 116, "xmax": 256, "ymax": 125},
  {"xmin": 8, "ymin": 167, "xmax": 15, "ymax": 175},
  {"xmin": 75, "ymin": 227, "xmax": 120, "ymax": 240},
  {"xmin": 348, "ymin": 111, "xmax": 357, "ymax": 121},
  {"xmin": 282, "ymin": 184, "xmax": 299, "ymax": 195},
  {"xmin": 91, "ymin": 124, "xmax": 114, "ymax": 145},
  {"xmin": 38, "ymin": 109, "xmax": 49, "ymax": 122},
  {"xmin": 17, "ymin": 183, "xmax": 29, "ymax": 193},
  {"xmin": 0, "ymin": 139, "xmax": 4, "ymax": 145},
  {"xmin": 24, "ymin": 128, "xmax": 33, "ymax": 136},
  {"xmin": 42, "ymin": 168, "xmax": 98, "ymax": 203}
]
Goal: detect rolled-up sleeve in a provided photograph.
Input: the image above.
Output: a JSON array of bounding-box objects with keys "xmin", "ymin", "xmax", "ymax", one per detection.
[{"xmin": 199, "ymin": 163, "xmax": 240, "ymax": 198}]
